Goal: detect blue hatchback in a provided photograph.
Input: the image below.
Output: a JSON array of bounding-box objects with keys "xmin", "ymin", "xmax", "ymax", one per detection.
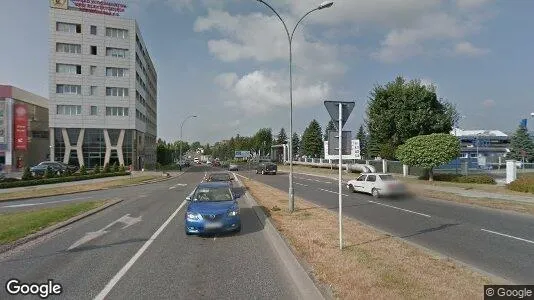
[{"xmin": 184, "ymin": 181, "xmax": 241, "ymax": 235}]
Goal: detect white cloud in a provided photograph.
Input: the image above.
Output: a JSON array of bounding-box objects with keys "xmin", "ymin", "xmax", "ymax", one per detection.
[
  {"xmin": 482, "ymin": 99, "xmax": 496, "ymax": 108},
  {"xmin": 455, "ymin": 0, "xmax": 491, "ymax": 9},
  {"xmin": 454, "ymin": 41, "xmax": 489, "ymax": 56},
  {"xmin": 215, "ymin": 70, "xmax": 330, "ymax": 114}
]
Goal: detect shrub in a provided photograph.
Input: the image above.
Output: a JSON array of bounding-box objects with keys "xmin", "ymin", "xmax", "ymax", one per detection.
[
  {"xmin": 103, "ymin": 163, "xmax": 110, "ymax": 173},
  {"xmin": 43, "ymin": 168, "xmax": 53, "ymax": 179},
  {"xmin": 22, "ymin": 167, "xmax": 33, "ymax": 181},
  {"xmin": 418, "ymin": 173, "xmax": 496, "ymax": 184},
  {"xmin": 93, "ymin": 165, "xmax": 101, "ymax": 174},
  {"xmin": 63, "ymin": 169, "xmax": 73, "ymax": 177},
  {"xmin": 112, "ymin": 162, "xmax": 119, "ymax": 173},
  {"xmin": 119, "ymin": 164, "xmax": 126, "ymax": 173},
  {"xmin": 0, "ymin": 172, "xmax": 128, "ymax": 189},
  {"xmin": 508, "ymin": 177, "xmax": 534, "ymax": 193},
  {"xmin": 80, "ymin": 165, "xmax": 87, "ymax": 175}
]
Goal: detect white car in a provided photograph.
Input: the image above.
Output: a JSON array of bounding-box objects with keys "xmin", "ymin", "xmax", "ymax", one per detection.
[{"xmin": 346, "ymin": 173, "xmax": 406, "ymax": 198}]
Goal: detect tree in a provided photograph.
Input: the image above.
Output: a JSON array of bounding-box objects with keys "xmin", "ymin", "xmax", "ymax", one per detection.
[
  {"xmin": 292, "ymin": 132, "xmax": 300, "ymax": 159},
  {"xmin": 93, "ymin": 164, "xmax": 101, "ymax": 174},
  {"xmin": 301, "ymin": 120, "xmax": 323, "ymax": 158},
  {"xmin": 356, "ymin": 125, "xmax": 367, "ymax": 159},
  {"xmin": 396, "ymin": 133, "xmax": 460, "ymax": 181},
  {"xmin": 366, "ymin": 76, "xmax": 458, "ymax": 159},
  {"xmin": 253, "ymin": 128, "xmax": 273, "ymax": 157},
  {"xmin": 276, "ymin": 128, "xmax": 288, "ymax": 144},
  {"xmin": 508, "ymin": 126, "xmax": 534, "ymax": 162},
  {"xmin": 204, "ymin": 143, "xmax": 212, "ymax": 155},
  {"xmin": 323, "ymin": 119, "xmax": 336, "ymax": 141},
  {"xmin": 191, "ymin": 141, "xmax": 202, "ymax": 152}
]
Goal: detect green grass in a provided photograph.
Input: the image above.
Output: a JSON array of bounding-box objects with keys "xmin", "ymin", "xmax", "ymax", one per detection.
[{"xmin": 0, "ymin": 200, "xmax": 107, "ymax": 245}]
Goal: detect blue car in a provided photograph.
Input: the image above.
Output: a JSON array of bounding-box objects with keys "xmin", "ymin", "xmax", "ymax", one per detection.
[{"xmin": 185, "ymin": 181, "xmax": 241, "ymax": 235}]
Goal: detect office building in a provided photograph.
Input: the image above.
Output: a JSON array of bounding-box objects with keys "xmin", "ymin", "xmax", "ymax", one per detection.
[
  {"xmin": 0, "ymin": 85, "xmax": 49, "ymax": 172},
  {"xmin": 49, "ymin": 1, "xmax": 157, "ymax": 169}
]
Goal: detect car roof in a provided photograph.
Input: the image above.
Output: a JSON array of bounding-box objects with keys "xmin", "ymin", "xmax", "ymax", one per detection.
[
  {"xmin": 359, "ymin": 173, "xmax": 393, "ymax": 176},
  {"xmin": 208, "ymin": 172, "xmax": 231, "ymax": 176},
  {"xmin": 197, "ymin": 181, "xmax": 231, "ymax": 188}
]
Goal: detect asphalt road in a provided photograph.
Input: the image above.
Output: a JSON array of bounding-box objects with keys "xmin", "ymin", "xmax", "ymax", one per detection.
[
  {"xmin": 0, "ymin": 166, "xmax": 298, "ymax": 299},
  {"xmin": 236, "ymin": 170, "xmax": 534, "ymax": 284}
]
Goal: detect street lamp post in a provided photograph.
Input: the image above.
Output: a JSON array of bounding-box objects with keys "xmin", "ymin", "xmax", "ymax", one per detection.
[
  {"xmin": 256, "ymin": 0, "xmax": 334, "ymax": 213},
  {"xmin": 179, "ymin": 115, "xmax": 197, "ymax": 165}
]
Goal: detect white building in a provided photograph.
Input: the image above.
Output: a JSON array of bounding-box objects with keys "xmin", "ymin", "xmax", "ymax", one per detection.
[{"xmin": 49, "ymin": 1, "xmax": 157, "ymax": 169}]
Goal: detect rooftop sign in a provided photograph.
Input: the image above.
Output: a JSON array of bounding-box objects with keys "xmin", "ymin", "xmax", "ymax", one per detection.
[{"xmin": 71, "ymin": 0, "xmax": 127, "ymax": 16}]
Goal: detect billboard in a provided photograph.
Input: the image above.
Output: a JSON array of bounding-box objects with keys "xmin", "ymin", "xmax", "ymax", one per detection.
[
  {"xmin": 71, "ymin": 0, "xmax": 127, "ymax": 16},
  {"xmin": 14, "ymin": 104, "xmax": 28, "ymax": 151},
  {"xmin": 234, "ymin": 150, "xmax": 251, "ymax": 158},
  {"xmin": 0, "ymin": 100, "xmax": 5, "ymax": 144},
  {"xmin": 324, "ymin": 139, "xmax": 361, "ymax": 160}
]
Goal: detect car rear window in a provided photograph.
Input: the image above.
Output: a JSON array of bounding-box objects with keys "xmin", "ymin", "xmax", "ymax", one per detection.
[
  {"xmin": 192, "ymin": 187, "xmax": 232, "ymax": 201},
  {"xmin": 209, "ymin": 174, "xmax": 231, "ymax": 181},
  {"xmin": 379, "ymin": 175, "xmax": 395, "ymax": 181}
]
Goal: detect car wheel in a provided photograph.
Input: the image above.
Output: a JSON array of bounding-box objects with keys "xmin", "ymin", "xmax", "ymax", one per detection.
[
  {"xmin": 348, "ymin": 184, "xmax": 355, "ymax": 193},
  {"xmin": 185, "ymin": 230, "xmax": 193, "ymax": 236},
  {"xmin": 372, "ymin": 188, "xmax": 380, "ymax": 198}
]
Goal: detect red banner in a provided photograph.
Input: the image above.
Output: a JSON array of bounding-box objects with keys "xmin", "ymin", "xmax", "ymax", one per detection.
[
  {"xmin": 14, "ymin": 104, "xmax": 28, "ymax": 151},
  {"xmin": 71, "ymin": 0, "xmax": 127, "ymax": 16}
]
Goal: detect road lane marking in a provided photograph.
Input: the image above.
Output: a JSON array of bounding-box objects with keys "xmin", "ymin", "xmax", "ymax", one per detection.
[
  {"xmin": 368, "ymin": 200, "xmax": 431, "ymax": 218},
  {"xmin": 235, "ymin": 173, "xmax": 250, "ymax": 180},
  {"xmin": 169, "ymin": 183, "xmax": 187, "ymax": 190},
  {"xmin": 94, "ymin": 200, "xmax": 187, "ymax": 300},
  {"xmin": 481, "ymin": 229, "xmax": 534, "ymax": 245},
  {"xmin": 318, "ymin": 188, "xmax": 349, "ymax": 197},
  {"xmin": 295, "ymin": 182, "xmax": 309, "ymax": 187},
  {"xmin": 0, "ymin": 197, "xmax": 94, "ymax": 208}
]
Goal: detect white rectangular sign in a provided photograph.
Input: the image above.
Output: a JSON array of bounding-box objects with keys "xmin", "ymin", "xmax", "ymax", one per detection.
[{"xmin": 324, "ymin": 139, "xmax": 361, "ymax": 159}]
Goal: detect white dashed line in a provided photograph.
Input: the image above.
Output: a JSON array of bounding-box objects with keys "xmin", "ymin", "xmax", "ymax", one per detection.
[
  {"xmin": 295, "ymin": 182, "xmax": 309, "ymax": 187},
  {"xmin": 481, "ymin": 229, "xmax": 534, "ymax": 245},
  {"xmin": 318, "ymin": 188, "xmax": 349, "ymax": 197},
  {"xmin": 368, "ymin": 200, "xmax": 431, "ymax": 218}
]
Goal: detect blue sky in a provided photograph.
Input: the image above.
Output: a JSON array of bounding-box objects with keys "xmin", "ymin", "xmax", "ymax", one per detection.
[{"xmin": 1, "ymin": 0, "xmax": 533, "ymax": 143}]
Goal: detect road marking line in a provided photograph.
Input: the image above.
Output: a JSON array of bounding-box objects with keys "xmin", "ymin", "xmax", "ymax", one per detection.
[
  {"xmin": 481, "ymin": 229, "xmax": 534, "ymax": 245},
  {"xmin": 318, "ymin": 188, "xmax": 349, "ymax": 197},
  {"xmin": 368, "ymin": 200, "xmax": 431, "ymax": 218},
  {"xmin": 94, "ymin": 200, "xmax": 187, "ymax": 300},
  {"xmin": 235, "ymin": 173, "xmax": 250, "ymax": 180},
  {"xmin": 0, "ymin": 197, "xmax": 93, "ymax": 208},
  {"xmin": 168, "ymin": 182, "xmax": 188, "ymax": 190},
  {"xmin": 295, "ymin": 182, "xmax": 309, "ymax": 187}
]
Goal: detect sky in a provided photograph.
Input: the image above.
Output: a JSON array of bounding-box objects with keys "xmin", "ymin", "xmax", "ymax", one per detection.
[{"xmin": 1, "ymin": 0, "xmax": 534, "ymax": 144}]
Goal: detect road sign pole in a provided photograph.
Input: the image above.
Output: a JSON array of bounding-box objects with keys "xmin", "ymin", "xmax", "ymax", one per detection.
[{"xmin": 338, "ymin": 103, "xmax": 343, "ymax": 250}]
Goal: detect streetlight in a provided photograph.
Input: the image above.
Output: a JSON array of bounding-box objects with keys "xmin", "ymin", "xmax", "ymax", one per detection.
[
  {"xmin": 179, "ymin": 115, "xmax": 197, "ymax": 165},
  {"xmin": 255, "ymin": 0, "xmax": 334, "ymax": 213}
]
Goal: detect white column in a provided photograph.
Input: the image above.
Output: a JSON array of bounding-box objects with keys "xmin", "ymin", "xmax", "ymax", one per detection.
[
  {"xmin": 76, "ymin": 129, "xmax": 85, "ymax": 166},
  {"xmin": 49, "ymin": 128, "xmax": 55, "ymax": 162},
  {"xmin": 104, "ymin": 129, "xmax": 126, "ymax": 166},
  {"xmin": 403, "ymin": 164, "xmax": 409, "ymax": 177},
  {"xmin": 61, "ymin": 129, "xmax": 72, "ymax": 164},
  {"xmin": 382, "ymin": 159, "xmax": 388, "ymax": 173},
  {"xmin": 506, "ymin": 160, "xmax": 517, "ymax": 184}
]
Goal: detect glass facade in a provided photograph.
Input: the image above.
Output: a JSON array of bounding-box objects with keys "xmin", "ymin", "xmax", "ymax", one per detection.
[{"xmin": 83, "ymin": 129, "xmax": 106, "ymax": 168}]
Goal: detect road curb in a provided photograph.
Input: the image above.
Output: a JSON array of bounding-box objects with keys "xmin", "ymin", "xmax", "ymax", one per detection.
[
  {"xmin": 0, "ymin": 198, "xmax": 124, "ymax": 254},
  {"xmin": 233, "ymin": 173, "xmax": 326, "ymax": 300},
  {"xmin": 0, "ymin": 172, "xmax": 184, "ymax": 203}
]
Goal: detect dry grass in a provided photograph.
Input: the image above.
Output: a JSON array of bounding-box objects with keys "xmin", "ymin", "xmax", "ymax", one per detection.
[
  {"xmin": 241, "ymin": 177, "xmax": 495, "ymax": 300},
  {"xmin": 0, "ymin": 175, "xmax": 160, "ymax": 201}
]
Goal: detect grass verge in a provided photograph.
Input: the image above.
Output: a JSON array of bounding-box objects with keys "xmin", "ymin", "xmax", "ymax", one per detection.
[
  {"xmin": 241, "ymin": 177, "xmax": 496, "ymax": 299},
  {"xmin": 0, "ymin": 175, "xmax": 160, "ymax": 202},
  {"xmin": 0, "ymin": 200, "xmax": 108, "ymax": 245}
]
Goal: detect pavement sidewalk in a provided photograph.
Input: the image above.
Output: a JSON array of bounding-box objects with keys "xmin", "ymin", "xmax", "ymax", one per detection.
[{"xmin": 0, "ymin": 170, "xmax": 176, "ymax": 194}]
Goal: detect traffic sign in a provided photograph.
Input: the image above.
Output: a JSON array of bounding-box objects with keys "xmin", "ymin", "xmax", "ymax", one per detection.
[{"xmin": 324, "ymin": 101, "xmax": 355, "ymax": 129}]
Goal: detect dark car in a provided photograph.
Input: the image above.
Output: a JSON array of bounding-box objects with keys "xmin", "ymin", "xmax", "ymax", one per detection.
[
  {"xmin": 184, "ymin": 182, "xmax": 241, "ymax": 235},
  {"xmin": 256, "ymin": 162, "xmax": 277, "ymax": 175},
  {"xmin": 205, "ymin": 172, "xmax": 234, "ymax": 187},
  {"xmin": 57, "ymin": 162, "xmax": 79, "ymax": 173},
  {"xmin": 30, "ymin": 161, "xmax": 67, "ymax": 176}
]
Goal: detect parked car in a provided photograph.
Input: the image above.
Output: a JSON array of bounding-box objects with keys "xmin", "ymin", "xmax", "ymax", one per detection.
[
  {"xmin": 228, "ymin": 164, "xmax": 239, "ymax": 171},
  {"xmin": 256, "ymin": 162, "xmax": 277, "ymax": 175},
  {"xmin": 57, "ymin": 162, "xmax": 79, "ymax": 173},
  {"xmin": 346, "ymin": 173, "xmax": 406, "ymax": 198},
  {"xmin": 184, "ymin": 181, "xmax": 241, "ymax": 235},
  {"xmin": 29, "ymin": 161, "xmax": 69, "ymax": 176},
  {"xmin": 205, "ymin": 172, "xmax": 234, "ymax": 187}
]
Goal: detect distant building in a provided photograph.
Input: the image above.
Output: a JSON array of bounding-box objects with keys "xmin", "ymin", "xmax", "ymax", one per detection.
[
  {"xmin": 0, "ymin": 85, "xmax": 49, "ymax": 172},
  {"xmin": 49, "ymin": 2, "xmax": 157, "ymax": 169},
  {"xmin": 449, "ymin": 128, "xmax": 510, "ymax": 167}
]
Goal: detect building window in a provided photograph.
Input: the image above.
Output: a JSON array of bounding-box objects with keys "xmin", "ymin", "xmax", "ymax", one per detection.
[
  {"xmin": 106, "ymin": 27, "xmax": 128, "ymax": 39},
  {"xmin": 56, "ymin": 22, "xmax": 81, "ymax": 33},
  {"xmin": 90, "ymin": 106, "xmax": 98, "ymax": 116},
  {"xmin": 56, "ymin": 84, "xmax": 81, "ymax": 95},
  {"xmin": 56, "ymin": 64, "xmax": 81, "ymax": 74},
  {"xmin": 106, "ymin": 87, "xmax": 129, "ymax": 97},
  {"xmin": 460, "ymin": 153, "xmax": 468, "ymax": 158},
  {"xmin": 90, "ymin": 25, "xmax": 97, "ymax": 35},
  {"xmin": 470, "ymin": 153, "xmax": 478, "ymax": 158},
  {"xmin": 106, "ymin": 107, "xmax": 129, "ymax": 116},
  {"xmin": 56, "ymin": 43, "xmax": 81, "ymax": 54},
  {"xmin": 90, "ymin": 86, "xmax": 97, "ymax": 96},
  {"xmin": 90, "ymin": 66, "xmax": 97, "ymax": 75},
  {"xmin": 106, "ymin": 47, "xmax": 128, "ymax": 58},
  {"xmin": 106, "ymin": 67, "xmax": 128, "ymax": 77},
  {"xmin": 90, "ymin": 45, "xmax": 97, "ymax": 55},
  {"xmin": 57, "ymin": 105, "xmax": 81, "ymax": 115}
]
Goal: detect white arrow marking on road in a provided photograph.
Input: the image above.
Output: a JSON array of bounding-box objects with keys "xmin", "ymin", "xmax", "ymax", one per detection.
[{"xmin": 68, "ymin": 214, "xmax": 142, "ymax": 250}]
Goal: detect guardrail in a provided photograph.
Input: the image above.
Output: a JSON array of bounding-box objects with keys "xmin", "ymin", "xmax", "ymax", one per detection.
[{"xmin": 286, "ymin": 160, "xmax": 376, "ymax": 173}]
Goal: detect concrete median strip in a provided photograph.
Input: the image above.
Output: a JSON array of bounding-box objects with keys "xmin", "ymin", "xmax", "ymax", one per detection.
[
  {"xmin": 0, "ymin": 198, "xmax": 123, "ymax": 254},
  {"xmin": 233, "ymin": 173, "xmax": 325, "ymax": 300}
]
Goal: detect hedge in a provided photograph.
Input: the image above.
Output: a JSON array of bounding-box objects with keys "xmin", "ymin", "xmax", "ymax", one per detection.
[
  {"xmin": 507, "ymin": 177, "xmax": 534, "ymax": 193},
  {"xmin": 418, "ymin": 173, "xmax": 496, "ymax": 184},
  {"xmin": 0, "ymin": 172, "xmax": 130, "ymax": 189}
]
